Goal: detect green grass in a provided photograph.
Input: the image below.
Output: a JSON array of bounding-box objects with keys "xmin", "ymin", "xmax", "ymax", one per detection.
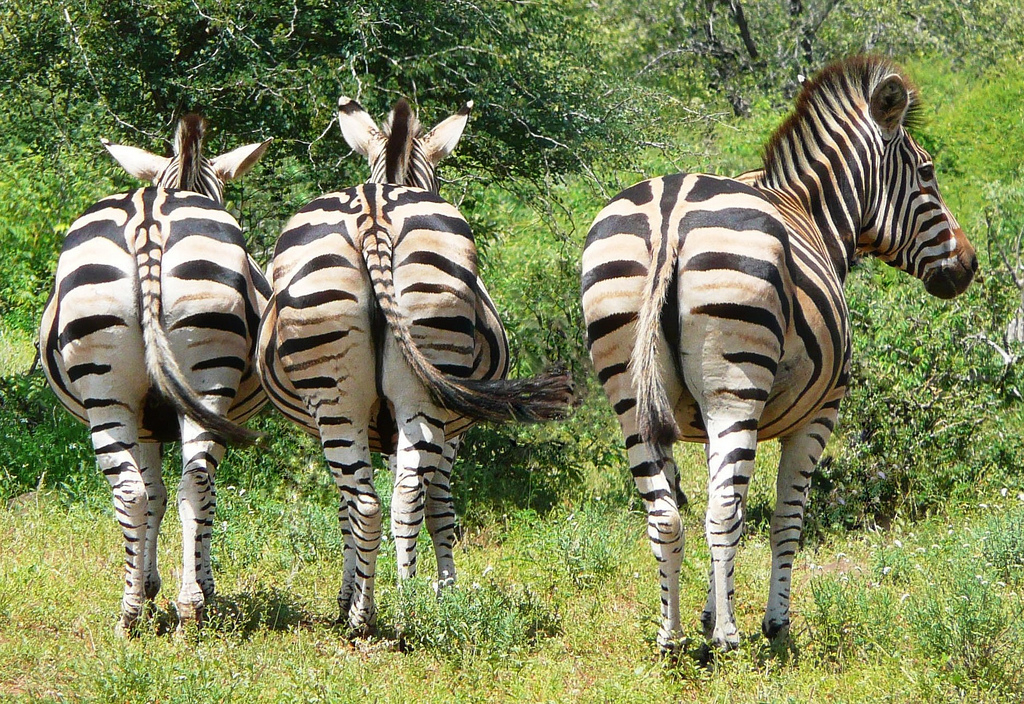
[{"xmin": 3, "ymin": 470, "xmax": 1024, "ymax": 701}]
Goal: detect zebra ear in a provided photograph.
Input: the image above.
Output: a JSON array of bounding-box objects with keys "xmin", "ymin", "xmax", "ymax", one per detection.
[
  {"xmin": 210, "ymin": 139, "xmax": 272, "ymax": 183},
  {"xmin": 101, "ymin": 138, "xmax": 171, "ymax": 183},
  {"xmin": 869, "ymin": 74, "xmax": 910, "ymax": 138},
  {"xmin": 338, "ymin": 96, "xmax": 386, "ymax": 160},
  {"xmin": 421, "ymin": 100, "xmax": 473, "ymax": 166}
]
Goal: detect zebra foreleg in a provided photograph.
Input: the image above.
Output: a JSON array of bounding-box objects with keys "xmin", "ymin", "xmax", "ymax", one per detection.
[
  {"xmin": 425, "ymin": 437, "xmax": 460, "ymax": 589},
  {"xmin": 175, "ymin": 420, "xmax": 226, "ymax": 627},
  {"xmin": 763, "ymin": 408, "xmax": 837, "ymax": 642},
  {"xmin": 138, "ymin": 442, "xmax": 166, "ymax": 601},
  {"xmin": 702, "ymin": 418, "xmax": 758, "ymax": 651}
]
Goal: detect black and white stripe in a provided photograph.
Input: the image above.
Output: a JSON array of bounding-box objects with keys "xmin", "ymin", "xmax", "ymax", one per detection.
[
  {"xmin": 39, "ymin": 115, "xmax": 271, "ymax": 634},
  {"xmin": 581, "ymin": 56, "xmax": 977, "ymax": 651},
  {"xmin": 257, "ymin": 98, "xmax": 574, "ymax": 635}
]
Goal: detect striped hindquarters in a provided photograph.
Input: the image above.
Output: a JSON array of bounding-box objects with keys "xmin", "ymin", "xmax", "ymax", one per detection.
[
  {"xmin": 582, "ymin": 173, "xmax": 849, "ymax": 444},
  {"xmin": 258, "ymin": 184, "xmax": 511, "ymax": 449},
  {"xmin": 40, "ymin": 187, "xmax": 268, "ymax": 442}
]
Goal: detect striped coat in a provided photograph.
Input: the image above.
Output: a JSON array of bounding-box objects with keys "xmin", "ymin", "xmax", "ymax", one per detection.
[
  {"xmin": 39, "ymin": 115, "xmax": 270, "ymax": 634},
  {"xmin": 257, "ymin": 98, "xmax": 574, "ymax": 635},
  {"xmin": 581, "ymin": 56, "xmax": 977, "ymax": 651}
]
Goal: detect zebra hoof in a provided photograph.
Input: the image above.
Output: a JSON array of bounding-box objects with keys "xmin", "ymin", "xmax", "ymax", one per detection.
[
  {"xmin": 346, "ymin": 606, "xmax": 378, "ymax": 639},
  {"xmin": 115, "ymin": 612, "xmax": 142, "ymax": 639},
  {"xmin": 144, "ymin": 574, "xmax": 162, "ymax": 601},
  {"xmin": 175, "ymin": 598, "xmax": 206, "ymax": 630},
  {"xmin": 762, "ymin": 617, "xmax": 790, "ymax": 643},
  {"xmin": 656, "ymin": 630, "xmax": 685, "ymax": 657},
  {"xmin": 709, "ymin": 625, "xmax": 741, "ymax": 652}
]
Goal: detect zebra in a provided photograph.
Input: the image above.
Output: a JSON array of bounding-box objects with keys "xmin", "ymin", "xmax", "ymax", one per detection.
[
  {"xmin": 332, "ymin": 95, "xmax": 505, "ymax": 592},
  {"xmin": 580, "ymin": 56, "xmax": 977, "ymax": 652},
  {"xmin": 39, "ymin": 114, "xmax": 271, "ymax": 635},
  {"xmin": 257, "ymin": 97, "xmax": 574, "ymax": 635}
]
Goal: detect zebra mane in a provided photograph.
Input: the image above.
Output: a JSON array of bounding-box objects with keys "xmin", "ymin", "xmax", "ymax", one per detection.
[
  {"xmin": 761, "ymin": 55, "xmax": 922, "ymax": 174},
  {"xmin": 383, "ymin": 98, "xmax": 422, "ymax": 185},
  {"xmin": 173, "ymin": 113, "xmax": 208, "ymax": 191}
]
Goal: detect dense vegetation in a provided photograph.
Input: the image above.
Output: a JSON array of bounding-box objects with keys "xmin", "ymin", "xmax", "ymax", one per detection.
[{"xmin": 2, "ymin": 0, "xmax": 1024, "ymax": 700}]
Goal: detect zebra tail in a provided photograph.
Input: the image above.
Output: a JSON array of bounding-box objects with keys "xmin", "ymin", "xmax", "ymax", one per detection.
[
  {"xmin": 360, "ymin": 227, "xmax": 575, "ymax": 424},
  {"xmin": 133, "ymin": 223, "xmax": 259, "ymax": 445},
  {"xmin": 631, "ymin": 230, "xmax": 682, "ymax": 457}
]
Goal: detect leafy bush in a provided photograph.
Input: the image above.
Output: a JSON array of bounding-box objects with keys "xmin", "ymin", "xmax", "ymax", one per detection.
[
  {"xmin": 0, "ymin": 372, "xmax": 99, "ymax": 502},
  {"xmin": 979, "ymin": 509, "xmax": 1024, "ymax": 584},
  {"xmin": 807, "ymin": 260, "xmax": 1024, "ymax": 532},
  {"xmin": 380, "ymin": 577, "xmax": 560, "ymax": 664},
  {"xmin": 906, "ymin": 567, "xmax": 1024, "ymax": 692},
  {"xmin": 806, "ymin": 574, "xmax": 898, "ymax": 664}
]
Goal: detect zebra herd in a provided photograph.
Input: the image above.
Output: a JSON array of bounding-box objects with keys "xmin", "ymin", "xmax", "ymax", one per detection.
[{"xmin": 39, "ymin": 55, "xmax": 976, "ymax": 652}]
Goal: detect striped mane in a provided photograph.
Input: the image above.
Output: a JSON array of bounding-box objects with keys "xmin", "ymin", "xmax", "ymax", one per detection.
[
  {"xmin": 174, "ymin": 113, "xmax": 208, "ymax": 191},
  {"xmin": 383, "ymin": 98, "xmax": 422, "ymax": 184},
  {"xmin": 761, "ymin": 55, "xmax": 922, "ymax": 177}
]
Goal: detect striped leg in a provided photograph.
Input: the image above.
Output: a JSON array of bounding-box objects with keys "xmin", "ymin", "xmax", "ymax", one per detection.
[
  {"xmin": 763, "ymin": 407, "xmax": 838, "ymax": 641},
  {"xmin": 613, "ymin": 401, "xmax": 684, "ymax": 648},
  {"xmin": 90, "ymin": 414, "xmax": 148, "ymax": 636},
  {"xmin": 391, "ymin": 413, "xmax": 447, "ymax": 581},
  {"xmin": 701, "ymin": 419, "xmax": 758, "ymax": 651},
  {"xmin": 322, "ymin": 422, "xmax": 380, "ymax": 635},
  {"xmin": 138, "ymin": 442, "xmax": 167, "ymax": 601},
  {"xmin": 175, "ymin": 417, "xmax": 227, "ymax": 626},
  {"xmin": 425, "ymin": 437, "xmax": 460, "ymax": 587}
]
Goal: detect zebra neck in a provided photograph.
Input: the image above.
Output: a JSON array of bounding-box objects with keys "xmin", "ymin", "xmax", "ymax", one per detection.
[{"xmin": 758, "ymin": 165, "xmax": 862, "ymax": 284}]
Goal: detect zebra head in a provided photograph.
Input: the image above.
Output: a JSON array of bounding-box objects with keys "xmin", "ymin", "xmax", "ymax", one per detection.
[
  {"xmin": 859, "ymin": 68, "xmax": 977, "ymax": 299},
  {"xmin": 337, "ymin": 96, "xmax": 473, "ymax": 193},
  {"xmin": 100, "ymin": 114, "xmax": 271, "ymax": 204}
]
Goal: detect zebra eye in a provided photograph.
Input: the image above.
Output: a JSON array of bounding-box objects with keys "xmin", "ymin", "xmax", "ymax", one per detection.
[{"xmin": 918, "ymin": 164, "xmax": 935, "ymax": 181}]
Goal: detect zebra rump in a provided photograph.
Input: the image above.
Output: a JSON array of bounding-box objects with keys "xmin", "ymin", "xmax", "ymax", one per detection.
[
  {"xmin": 132, "ymin": 218, "xmax": 258, "ymax": 445},
  {"xmin": 358, "ymin": 198, "xmax": 574, "ymax": 424}
]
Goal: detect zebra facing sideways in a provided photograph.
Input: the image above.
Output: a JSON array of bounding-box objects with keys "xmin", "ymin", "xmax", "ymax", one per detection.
[
  {"xmin": 39, "ymin": 115, "xmax": 271, "ymax": 634},
  {"xmin": 257, "ymin": 99, "xmax": 575, "ymax": 635},
  {"xmin": 581, "ymin": 56, "xmax": 977, "ymax": 652}
]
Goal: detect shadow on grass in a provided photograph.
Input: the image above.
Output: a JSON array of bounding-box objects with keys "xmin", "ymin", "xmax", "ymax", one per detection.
[
  {"xmin": 142, "ymin": 587, "xmax": 321, "ymax": 640},
  {"xmin": 658, "ymin": 628, "xmax": 800, "ymax": 677}
]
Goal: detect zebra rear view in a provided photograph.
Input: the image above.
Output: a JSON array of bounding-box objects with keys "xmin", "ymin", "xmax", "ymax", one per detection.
[
  {"xmin": 258, "ymin": 98, "xmax": 575, "ymax": 636},
  {"xmin": 39, "ymin": 115, "xmax": 271, "ymax": 635},
  {"xmin": 581, "ymin": 56, "xmax": 976, "ymax": 652}
]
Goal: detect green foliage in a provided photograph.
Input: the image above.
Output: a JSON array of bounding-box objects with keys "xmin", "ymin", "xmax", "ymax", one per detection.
[
  {"xmin": 0, "ymin": 372, "xmax": 99, "ymax": 501},
  {"xmin": 906, "ymin": 565, "xmax": 1024, "ymax": 692},
  {"xmin": 806, "ymin": 574, "xmax": 898, "ymax": 663},
  {"xmin": 979, "ymin": 508, "xmax": 1024, "ymax": 584},
  {"xmin": 380, "ymin": 577, "xmax": 560, "ymax": 665}
]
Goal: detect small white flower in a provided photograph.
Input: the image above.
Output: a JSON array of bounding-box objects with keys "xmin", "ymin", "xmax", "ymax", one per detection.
[
  {"xmin": 894, "ymin": 539, "xmax": 903, "ymax": 548},
  {"xmin": 482, "ymin": 565, "xmax": 493, "ymax": 577}
]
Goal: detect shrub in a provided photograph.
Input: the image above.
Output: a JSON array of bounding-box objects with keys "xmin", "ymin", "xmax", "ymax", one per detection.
[
  {"xmin": 906, "ymin": 567, "xmax": 1024, "ymax": 692},
  {"xmin": 806, "ymin": 574, "xmax": 899, "ymax": 664},
  {"xmin": 979, "ymin": 509, "xmax": 1024, "ymax": 584},
  {"xmin": 380, "ymin": 577, "xmax": 561, "ymax": 664}
]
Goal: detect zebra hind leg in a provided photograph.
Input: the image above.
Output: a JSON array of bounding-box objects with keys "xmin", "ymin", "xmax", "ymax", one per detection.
[
  {"xmin": 322, "ymin": 425, "xmax": 380, "ymax": 636},
  {"xmin": 139, "ymin": 442, "xmax": 167, "ymax": 601},
  {"xmin": 175, "ymin": 417, "xmax": 227, "ymax": 629},
  {"xmin": 391, "ymin": 413, "xmax": 447, "ymax": 581},
  {"xmin": 425, "ymin": 437, "xmax": 460, "ymax": 590},
  {"xmin": 763, "ymin": 409, "xmax": 837, "ymax": 642},
  {"xmin": 89, "ymin": 415, "xmax": 149, "ymax": 637},
  {"xmin": 702, "ymin": 418, "xmax": 758, "ymax": 651}
]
